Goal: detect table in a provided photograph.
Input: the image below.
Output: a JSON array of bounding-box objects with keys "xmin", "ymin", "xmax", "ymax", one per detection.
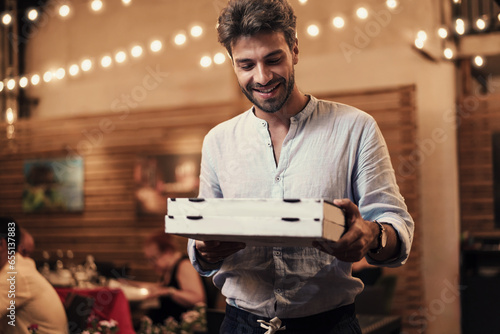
[{"xmin": 56, "ymin": 287, "xmax": 135, "ymax": 334}]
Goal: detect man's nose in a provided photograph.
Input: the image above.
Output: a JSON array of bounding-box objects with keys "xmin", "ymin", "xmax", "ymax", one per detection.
[{"xmin": 255, "ymin": 64, "xmax": 273, "ymax": 86}]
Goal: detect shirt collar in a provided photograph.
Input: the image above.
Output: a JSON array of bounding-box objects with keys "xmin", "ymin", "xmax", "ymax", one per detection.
[{"xmin": 248, "ymin": 95, "xmax": 317, "ymax": 126}]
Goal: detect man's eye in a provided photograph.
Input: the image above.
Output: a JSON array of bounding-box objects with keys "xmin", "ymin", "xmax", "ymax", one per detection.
[
  {"xmin": 267, "ymin": 58, "xmax": 281, "ymax": 64},
  {"xmin": 240, "ymin": 64, "xmax": 254, "ymax": 70}
]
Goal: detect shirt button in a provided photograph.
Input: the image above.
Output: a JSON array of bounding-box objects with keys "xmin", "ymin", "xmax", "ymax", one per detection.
[
  {"xmin": 274, "ymin": 251, "xmax": 281, "ymax": 256},
  {"xmin": 275, "ymin": 176, "xmax": 281, "ymax": 182},
  {"xmin": 267, "ymin": 142, "xmax": 272, "ymax": 147},
  {"xmin": 261, "ymin": 122, "xmax": 266, "ymax": 127},
  {"xmin": 276, "ymin": 288, "xmax": 282, "ymax": 293}
]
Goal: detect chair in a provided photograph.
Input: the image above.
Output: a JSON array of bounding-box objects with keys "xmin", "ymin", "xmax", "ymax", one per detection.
[{"xmin": 64, "ymin": 292, "xmax": 95, "ymax": 334}]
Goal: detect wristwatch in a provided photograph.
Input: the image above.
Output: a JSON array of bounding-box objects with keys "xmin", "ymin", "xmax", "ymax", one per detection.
[{"xmin": 370, "ymin": 220, "xmax": 387, "ymax": 254}]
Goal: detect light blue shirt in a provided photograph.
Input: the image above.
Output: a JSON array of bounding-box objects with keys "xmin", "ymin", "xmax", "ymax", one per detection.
[{"xmin": 188, "ymin": 95, "xmax": 414, "ymax": 318}]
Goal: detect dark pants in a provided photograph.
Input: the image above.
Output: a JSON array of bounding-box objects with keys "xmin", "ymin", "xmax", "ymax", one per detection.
[{"xmin": 220, "ymin": 303, "xmax": 362, "ymax": 334}]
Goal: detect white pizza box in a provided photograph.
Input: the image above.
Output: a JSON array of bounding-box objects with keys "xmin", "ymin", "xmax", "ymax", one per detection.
[{"xmin": 165, "ymin": 198, "xmax": 346, "ymax": 247}]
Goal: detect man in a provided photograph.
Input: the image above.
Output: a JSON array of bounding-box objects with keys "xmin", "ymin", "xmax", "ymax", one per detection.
[
  {"xmin": 0, "ymin": 217, "xmax": 68, "ymax": 333},
  {"xmin": 18, "ymin": 228, "xmax": 35, "ymax": 258},
  {"xmin": 188, "ymin": 0, "xmax": 414, "ymax": 332}
]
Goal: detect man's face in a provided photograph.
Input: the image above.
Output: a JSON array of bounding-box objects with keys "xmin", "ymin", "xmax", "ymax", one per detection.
[{"xmin": 231, "ymin": 31, "xmax": 298, "ymax": 114}]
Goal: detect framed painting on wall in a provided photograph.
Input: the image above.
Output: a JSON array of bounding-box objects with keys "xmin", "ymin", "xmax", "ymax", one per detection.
[
  {"xmin": 22, "ymin": 157, "xmax": 84, "ymax": 213},
  {"xmin": 134, "ymin": 153, "xmax": 201, "ymax": 215}
]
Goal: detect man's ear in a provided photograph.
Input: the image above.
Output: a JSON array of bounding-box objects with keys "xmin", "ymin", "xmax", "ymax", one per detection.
[{"xmin": 292, "ymin": 38, "xmax": 299, "ymax": 65}]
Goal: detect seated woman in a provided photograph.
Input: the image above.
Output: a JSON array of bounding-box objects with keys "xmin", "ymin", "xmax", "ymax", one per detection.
[{"xmin": 143, "ymin": 231, "xmax": 206, "ymax": 324}]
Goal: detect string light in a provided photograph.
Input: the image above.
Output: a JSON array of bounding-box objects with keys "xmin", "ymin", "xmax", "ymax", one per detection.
[
  {"xmin": 307, "ymin": 24, "xmax": 320, "ymax": 37},
  {"xmin": 81, "ymin": 59, "xmax": 93, "ymax": 72},
  {"xmin": 31, "ymin": 74, "xmax": 40, "ymax": 85},
  {"xmin": 356, "ymin": 7, "xmax": 369, "ymax": 20},
  {"xmin": 213, "ymin": 52, "xmax": 226, "ymax": 65},
  {"xmin": 69, "ymin": 64, "xmax": 80, "ymax": 76},
  {"xmin": 27, "ymin": 9, "xmax": 38, "ymax": 21},
  {"xmin": 438, "ymin": 27, "xmax": 448, "ymax": 39},
  {"xmin": 475, "ymin": 17, "xmax": 486, "ymax": 31},
  {"xmin": 6, "ymin": 79, "xmax": 15, "ymax": 91},
  {"xmin": 150, "ymin": 40, "xmax": 162, "ymax": 53},
  {"xmin": 2, "ymin": 13, "xmax": 12, "ymax": 25},
  {"xmin": 444, "ymin": 48, "xmax": 454, "ymax": 60},
  {"xmin": 455, "ymin": 18, "xmax": 466, "ymax": 35},
  {"xmin": 115, "ymin": 51, "xmax": 127, "ymax": 63},
  {"xmin": 122, "ymin": 0, "xmax": 132, "ymax": 5},
  {"xmin": 473, "ymin": 55, "xmax": 484, "ymax": 67},
  {"xmin": 200, "ymin": 56, "xmax": 212, "ymax": 68},
  {"xmin": 332, "ymin": 16, "xmax": 345, "ymax": 29},
  {"xmin": 43, "ymin": 71, "xmax": 53, "ymax": 83},
  {"xmin": 190, "ymin": 26, "xmax": 203, "ymax": 38},
  {"xmin": 131, "ymin": 45, "xmax": 143, "ymax": 58},
  {"xmin": 91, "ymin": 0, "xmax": 104, "ymax": 12},
  {"xmin": 19, "ymin": 77, "xmax": 28, "ymax": 88},
  {"xmin": 0, "ymin": 82, "xmax": 3, "ymax": 92},
  {"xmin": 59, "ymin": 5, "xmax": 71, "ymax": 18},
  {"xmin": 174, "ymin": 33, "xmax": 187, "ymax": 46},
  {"xmin": 386, "ymin": 0, "xmax": 398, "ymax": 10},
  {"xmin": 298, "ymin": 0, "xmax": 308, "ymax": 4},
  {"xmin": 100, "ymin": 55, "xmax": 112, "ymax": 68},
  {"xmin": 6, "ymin": 108, "xmax": 15, "ymax": 125}
]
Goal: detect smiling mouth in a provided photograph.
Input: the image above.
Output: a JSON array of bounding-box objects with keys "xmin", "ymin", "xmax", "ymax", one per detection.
[{"xmin": 253, "ymin": 82, "xmax": 280, "ymax": 94}]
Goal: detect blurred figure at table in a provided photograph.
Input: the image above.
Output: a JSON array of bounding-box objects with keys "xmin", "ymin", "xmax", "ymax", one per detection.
[
  {"xmin": 0, "ymin": 217, "xmax": 68, "ymax": 333},
  {"xmin": 143, "ymin": 230, "xmax": 206, "ymax": 323},
  {"xmin": 19, "ymin": 227, "xmax": 35, "ymax": 258}
]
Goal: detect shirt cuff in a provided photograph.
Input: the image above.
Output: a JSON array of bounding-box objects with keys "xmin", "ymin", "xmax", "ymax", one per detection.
[{"xmin": 187, "ymin": 239, "xmax": 222, "ymax": 276}]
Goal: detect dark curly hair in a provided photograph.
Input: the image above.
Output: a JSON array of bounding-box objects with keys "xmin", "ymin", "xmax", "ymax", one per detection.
[{"xmin": 217, "ymin": 0, "xmax": 297, "ymax": 58}]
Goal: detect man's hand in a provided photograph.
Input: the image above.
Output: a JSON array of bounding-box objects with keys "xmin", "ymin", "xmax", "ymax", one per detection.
[
  {"xmin": 313, "ymin": 198, "xmax": 379, "ymax": 262},
  {"xmin": 195, "ymin": 240, "xmax": 246, "ymax": 264}
]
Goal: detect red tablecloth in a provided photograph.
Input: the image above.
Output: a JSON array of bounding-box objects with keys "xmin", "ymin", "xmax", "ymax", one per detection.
[{"xmin": 56, "ymin": 287, "xmax": 135, "ymax": 334}]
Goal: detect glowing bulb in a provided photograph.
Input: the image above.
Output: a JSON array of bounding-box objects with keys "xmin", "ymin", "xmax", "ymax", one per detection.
[
  {"xmin": 200, "ymin": 56, "xmax": 212, "ymax": 68},
  {"xmin": 498, "ymin": 13, "xmax": 500, "ymax": 22},
  {"xmin": 55, "ymin": 68, "xmax": 65, "ymax": 80},
  {"xmin": 475, "ymin": 18, "xmax": 486, "ymax": 30},
  {"xmin": 332, "ymin": 16, "xmax": 345, "ymax": 29},
  {"xmin": 69, "ymin": 64, "xmax": 79, "ymax": 76},
  {"xmin": 414, "ymin": 39, "xmax": 424, "ymax": 49},
  {"xmin": 101, "ymin": 55, "xmax": 112, "ymax": 68},
  {"xmin": 91, "ymin": 0, "xmax": 103, "ymax": 12},
  {"xmin": 122, "ymin": 0, "xmax": 132, "ymax": 5},
  {"xmin": 131, "ymin": 45, "xmax": 143, "ymax": 58},
  {"xmin": 438, "ymin": 27, "xmax": 448, "ymax": 39},
  {"xmin": 139, "ymin": 288, "xmax": 148, "ymax": 295},
  {"xmin": 356, "ymin": 7, "xmax": 369, "ymax": 20},
  {"xmin": 31, "ymin": 74, "xmax": 40, "ymax": 85},
  {"xmin": 174, "ymin": 33, "xmax": 187, "ymax": 46},
  {"xmin": 6, "ymin": 108, "xmax": 14, "ymax": 124},
  {"xmin": 298, "ymin": 0, "xmax": 307, "ymax": 4},
  {"xmin": 473, "ymin": 55, "xmax": 484, "ymax": 67},
  {"xmin": 59, "ymin": 5, "xmax": 70, "ymax": 17},
  {"xmin": 417, "ymin": 30, "xmax": 427, "ymax": 41},
  {"xmin": 214, "ymin": 52, "xmax": 226, "ymax": 65},
  {"xmin": 150, "ymin": 40, "xmax": 162, "ymax": 52},
  {"xmin": 386, "ymin": 0, "xmax": 398, "ymax": 9},
  {"xmin": 115, "ymin": 51, "xmax": 127, "ymax": 63},
  {"xmin": 444, "ymin": 48, "xmax": 453, "ymax": 60},
  {"xmin": 43, "ymin": 71, "xmax": 53, "ymax": 83},
  {"xmin": 19, "ymin": 77, "xmax": 28, "ymax": 88},
  {"xmin": 7, "ymin": 79, "xmax": 15, "ymax": 90},
  {"xmin": 455, "ymin": 18, "xmax": 465, "ymax": 35},
  {"xmin": 81, "ymin": 59, "xmax": 92, "ymax": 72},
  {"xmin": 453, "ymin": 0, "xmax": 461, "ymax": 3},
  {"xmin": 2, "ymin": 13, "xmax": 12, "ymax": 25},
  {"xmin": 0, "ymin": 82, "xmax": 3, "ymax": 92},
  {"xmin": 27, "ymin": 9, "xmax": 38, "ymax": 21},
  {"xmin": 307, "ymin": 24, "xmax": 320, "ymax": 37},
  {"xmin": 190, "ymin": 25, "xmax": 203, "ymax": 37}
]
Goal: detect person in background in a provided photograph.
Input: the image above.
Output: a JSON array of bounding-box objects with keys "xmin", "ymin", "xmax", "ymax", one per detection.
[
  {"xmin": 0, "ymin": 217, "xmax": 68, "ymax": 333},
  {"xmin": 18, "ymin": 228, "xmax": 35, "ymax": 258},
  {"xmin": 143, "ymin": 231, "xmax": 206, "ymax": 323},
  {"xmin": 188, "ymin": 0, "xmax": 414, "ymax": 333}
]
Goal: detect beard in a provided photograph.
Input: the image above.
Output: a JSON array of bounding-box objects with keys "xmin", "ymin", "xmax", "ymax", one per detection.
[{"xmin": 239, "ymin": 69, "xmax": 295, "ymax": 114}]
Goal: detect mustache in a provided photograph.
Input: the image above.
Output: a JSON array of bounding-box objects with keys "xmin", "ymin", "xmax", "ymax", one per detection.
[{"xmin": 248, "ymin": 78, "xmax": 284, "ymax": 90}]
